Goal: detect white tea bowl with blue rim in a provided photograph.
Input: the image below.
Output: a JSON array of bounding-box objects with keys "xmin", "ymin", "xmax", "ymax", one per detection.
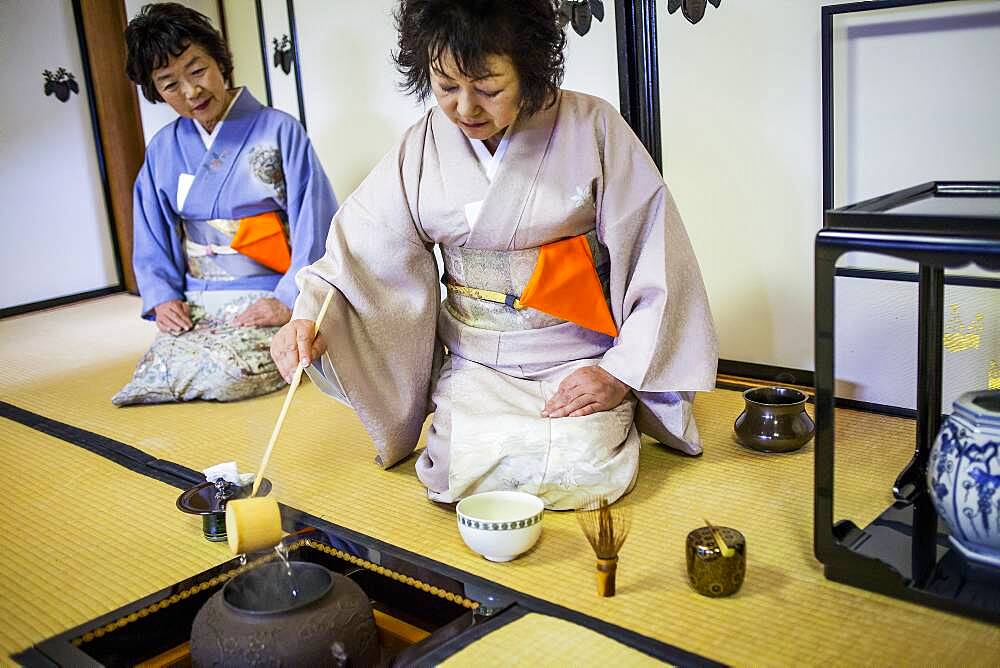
[
  {"xmin": 456, "ymin": 491, "xmax": 544, "ymax": 562},
  {"xmin": 927, "ymin": 390, "xmax": 1000, "ymax": 567}
]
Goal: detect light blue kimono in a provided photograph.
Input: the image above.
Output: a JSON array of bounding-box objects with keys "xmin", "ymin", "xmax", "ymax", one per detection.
[
  {"xmin": 114, "ymin": 90, "xmax": 336, "ymax": 406},
  {"xmin": 132, "ymin": 89, "xmax": 336, "ymax": 316}
]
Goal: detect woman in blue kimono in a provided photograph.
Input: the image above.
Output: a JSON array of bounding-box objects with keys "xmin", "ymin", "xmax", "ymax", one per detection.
[{"xmin": 113, "ymin": 2, "xmax": 337, "ymax": 405}]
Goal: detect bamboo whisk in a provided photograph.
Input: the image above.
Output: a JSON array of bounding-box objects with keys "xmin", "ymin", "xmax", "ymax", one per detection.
[{"xmin": 577, "ymin": 495, "xmax": 631, "ymax": 597}]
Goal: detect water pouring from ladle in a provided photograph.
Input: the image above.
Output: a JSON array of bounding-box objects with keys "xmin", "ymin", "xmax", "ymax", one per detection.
[{"xmin": 226, "ymin": 289, "xmax": 335, "ymax": 555}]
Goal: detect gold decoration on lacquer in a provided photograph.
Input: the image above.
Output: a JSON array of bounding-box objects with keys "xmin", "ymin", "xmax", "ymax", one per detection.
[
  {"xmin": 990, "ymin": 360, "xmax": 1000, "ymax": 391},
  {"xmin": 943, "ymin": 304, "xmax": 984, "ymax": 353},
  {"xmin": 685, "ymin": 521, "xmax": 747, "ymax": 597},
  {"xmin": 577, "ymin": 495, "xmax": 631, "ymax": 597}
]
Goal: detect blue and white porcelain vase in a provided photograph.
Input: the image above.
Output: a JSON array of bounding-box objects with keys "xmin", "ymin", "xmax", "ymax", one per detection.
[{"xmin": 927, "ymin": 390, "xmax": 1000, "ymax": 567}]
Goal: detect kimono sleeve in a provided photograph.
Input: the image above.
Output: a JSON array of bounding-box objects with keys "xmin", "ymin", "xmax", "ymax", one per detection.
[
  {"xmin": 272, "ymin": 120, "xmax": 338, "ymax": 309},
  {"xmin": 132, "ymin": 156, "xmax": 186, "ymax": 320},
  {"xmin": 292, "ymin": 118, "xmax": 442, "ymax": 469},
  {"xmin": 595, "ymin": 108, "xmax": 718, "ymax": 393}
]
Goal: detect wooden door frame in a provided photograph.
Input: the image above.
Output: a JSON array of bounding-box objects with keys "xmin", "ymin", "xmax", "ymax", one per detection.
[{"xmin": 78, "ymin": 0, "xmax": 145, "ymax": 296}]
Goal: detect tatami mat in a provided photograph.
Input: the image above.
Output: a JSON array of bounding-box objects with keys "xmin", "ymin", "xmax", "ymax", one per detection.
[
  {"xmin": 0, "ymin": 419, "xmax": 229, "ymax": 658},
  {"xmin": 1, "ymin": 294, "xmax": 997, "ymax": 665},
  {"xmin": 440, "ymin": 613, "xmax": 664, "ymax": 666}
]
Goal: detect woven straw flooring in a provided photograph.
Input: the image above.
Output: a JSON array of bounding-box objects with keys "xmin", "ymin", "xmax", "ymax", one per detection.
[
  {"xmin": 441, "ymin": 613, "xmax": 664, "ymax": 666},
  {"xmin": 0, "ymin": 420, "xmax": 227, "ymax": 658},
  {"xmin": 1, "ymin": 294, "xmax": 997, "ymax": 664}
]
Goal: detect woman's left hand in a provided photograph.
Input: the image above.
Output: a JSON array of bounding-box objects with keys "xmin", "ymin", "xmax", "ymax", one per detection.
[
  {"xmin": 542, "ymin": 366, "xmax": 631, "ymax": 418},
  {"xmin": 233, "ymin": 298, "xmax": 292, "ymax": 327}
]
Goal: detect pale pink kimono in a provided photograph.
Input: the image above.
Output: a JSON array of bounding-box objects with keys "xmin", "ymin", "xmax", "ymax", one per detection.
[{"xmin": 294, "ymin": 90, "xmax": 718, "ymax": 510}]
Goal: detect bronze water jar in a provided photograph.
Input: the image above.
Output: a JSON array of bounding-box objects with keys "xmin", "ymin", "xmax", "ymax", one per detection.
[
  {"xmin": 190, "ymin": 561, "xmax": 380, "ymax": 667},
  {"xmin": 734, "ymin": 386, "xmax": 815, "ymax": 453}
]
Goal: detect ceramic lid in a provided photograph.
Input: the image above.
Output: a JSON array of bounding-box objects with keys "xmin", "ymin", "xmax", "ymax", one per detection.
[{"xmin": 176, "ymin": 478, "xmax": 272, "ymax": 515}]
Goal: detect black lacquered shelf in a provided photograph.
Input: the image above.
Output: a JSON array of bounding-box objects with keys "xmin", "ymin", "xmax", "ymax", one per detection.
[
  {"xmin": 831, "ymin": 498, "xmax": 1000, "ymax": 623},
  {"xmin": 829, "ymin": 181, "xmax": 1000, "ymax": 235},
  {"xmin": 815, "ymin": 180, "xmax": 1000, "ymax": 625}
]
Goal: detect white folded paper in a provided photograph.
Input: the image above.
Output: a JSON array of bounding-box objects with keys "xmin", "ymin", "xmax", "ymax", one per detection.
[{"xmin": 203, "ymin": 461, "xmax": 240, "ymax": 485}]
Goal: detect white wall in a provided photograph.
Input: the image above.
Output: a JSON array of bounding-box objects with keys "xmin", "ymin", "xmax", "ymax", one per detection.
[
  {"xmin": 222, "ymin": 0, "xmax": 267, "ymax": 103},
  {"xmin": 832, "ymin": 0, "xmax": 1000, "ymax": 275},
  {"xmin": 0, "ymin": 1, "xmax": 118, "ymax": 309},
  {"xmin": 294, "ymin": 0, "xmax": 427, "ymax": 199},
  {"xmin": 562, "ymin": 8, "xmax": 620, "ymax": 110},
  {"xmin": 658, "ymin": 0, "xmax": 1000, "ymax": 409},
  {"xmin": 832, "ymin": 1, "xmax": 1000, "ymax": 209},
  {"xmin": 658, "ymin": 0, "xmax": 823, "ymax": 373}
]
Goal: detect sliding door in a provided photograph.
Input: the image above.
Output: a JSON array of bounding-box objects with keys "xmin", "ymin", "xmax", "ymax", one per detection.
[
  {"xmin": 256, "ymin": 0, "xmax": 305, "ymax": 125},
  {"xmin": 0, "ymin": 1, "xmax": 118, "ymax": 312}
]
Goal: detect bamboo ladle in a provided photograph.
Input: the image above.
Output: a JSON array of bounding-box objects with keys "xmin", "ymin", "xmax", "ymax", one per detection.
[{"xmin": 225, "ymin": 289, "xmax": 335, "ymax": 555}]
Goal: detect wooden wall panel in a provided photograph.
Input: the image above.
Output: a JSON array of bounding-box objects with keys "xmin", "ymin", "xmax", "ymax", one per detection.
[{"xmin": 79, "ymin": 0, "xmax": 144, "ymax": 293}]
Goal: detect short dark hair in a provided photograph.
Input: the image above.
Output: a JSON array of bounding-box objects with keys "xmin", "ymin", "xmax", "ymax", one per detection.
[
  {"xmin": 393, "ymin": 0, "xmax": 566, "ymax": 118},
  {"xmin": 124, "ymin": 2, "xmax": 233, "ymax": 103}
]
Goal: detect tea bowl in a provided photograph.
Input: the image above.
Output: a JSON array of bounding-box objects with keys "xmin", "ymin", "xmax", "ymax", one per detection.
[{"xmin": 456, "ymin": 491, "xmax": 544, "ymax": 562}]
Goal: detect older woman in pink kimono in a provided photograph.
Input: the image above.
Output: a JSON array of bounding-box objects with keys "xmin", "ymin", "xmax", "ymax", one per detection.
[{"xmin": 271, "ymin": 0, "xmax": 718, "ymax": 510}]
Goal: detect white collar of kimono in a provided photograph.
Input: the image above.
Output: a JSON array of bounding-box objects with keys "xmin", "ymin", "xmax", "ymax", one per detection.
[
  {"xmin": 463, "ymin": 123, "xmax": 513, "ymax": 229},
  {"xmin": 467, "ymin": 122, "xmax": 513, "ymax": 183},
  {"xmin": 195, "ymin": 87, "xmax": 244, "ymax": 150}
]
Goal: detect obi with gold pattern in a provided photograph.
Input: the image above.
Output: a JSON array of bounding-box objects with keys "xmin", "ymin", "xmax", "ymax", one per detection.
[
  {"xmin": 442, "ymin": 230, "xmax": 614, "ymax": 335},
  {"xmin": 182, "ymin": 212, "xmax": 291, "ymax": 281}
]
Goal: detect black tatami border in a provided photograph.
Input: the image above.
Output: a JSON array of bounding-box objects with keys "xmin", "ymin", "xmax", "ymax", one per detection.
[
  {"xmin": 0, "ymin": 400, "xmax": 720, "ymax": 668},
  {"xmin": 0, "ymin": 401, "xmax": 203, "ymax": 490}
]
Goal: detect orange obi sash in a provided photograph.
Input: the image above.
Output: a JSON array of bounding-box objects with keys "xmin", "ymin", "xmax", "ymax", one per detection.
[
  {"xmin": 443, "ymin": 232, "xmax": 617, "ymax": 338},
  {"xmin": 229, "ymin": 211, "xmax": 291, "ymax": 273}
]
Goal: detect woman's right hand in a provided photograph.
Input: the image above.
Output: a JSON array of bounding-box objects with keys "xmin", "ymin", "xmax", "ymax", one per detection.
[
  {"xmin": 154, "ymin": 299, "xmax": 193, "ymax": 334},
  {"xmin": 271, "ymin": 319, "xmax": 328, "ymax": 382}
]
